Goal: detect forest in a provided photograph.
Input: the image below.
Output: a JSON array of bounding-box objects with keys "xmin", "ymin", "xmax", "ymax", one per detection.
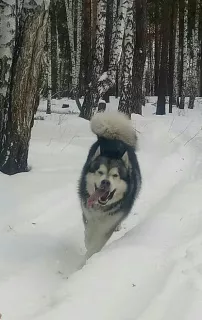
[
  {"xmin": 0, "ymin": 0, "xmax": 202, "ymax": 172},
  {"xmin": 1, "ymin": 2, "xmax": 202, "ymax": 318}
]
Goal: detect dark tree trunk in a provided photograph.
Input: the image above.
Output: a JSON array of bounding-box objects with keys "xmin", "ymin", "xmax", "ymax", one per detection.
[
  {"xmin": 79, "ymin": 87, "xmax": 99, "ymax": 119},
  {"xmin": 81, "ymin": 0, "xmax": 92, "ymax": 92},
  {"xmin": 115, "ymin": 66, "xmax": 119, "ymax": 98},
  {"xmin": 0, "ymin": 5, "xmax": 48, "ymax": 175},
  {"xmin": 156, "ymin": 0, "xmax": 170, "ymax": 115},
  {"xmin": 132, "ymin": 0, "xmax": 147, "ymax": 115}
]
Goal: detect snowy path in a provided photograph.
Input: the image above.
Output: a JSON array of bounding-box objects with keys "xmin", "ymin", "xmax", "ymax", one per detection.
[{"xmin": 0, "ymin": 104, "xmax": 202, "ymax": 319}]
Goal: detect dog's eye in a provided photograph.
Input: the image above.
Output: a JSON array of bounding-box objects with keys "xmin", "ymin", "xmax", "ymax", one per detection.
[
  {"xmin": 98, "ymin": 170, "xmax": 104, "ymax": 175},
  {"xmin": 112, "ymin": 174, "xmax": 118, "ymax": 178}
]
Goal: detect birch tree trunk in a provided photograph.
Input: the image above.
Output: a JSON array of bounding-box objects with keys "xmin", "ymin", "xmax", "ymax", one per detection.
[
  {"xmin": 55, "ymin": 0, "xmax": 61, "ymax": 98},
  {"xmin": 188, "ymin": 0, "xmax": 200, "ymax": 109},
  {"xmin": 46, "ymin": 10, "xmax": 52, "ymax": 114},
  {"xmin": 80, "ymin": 0, "xmax": 129, "ymax": 120},
  {"xmin": 173, "ymin": 4, "xmax": 180, "ymax": 106},
  {"xmin": 168, "ymin": 0, "xmax": 177, "ymax": 113},
  {"xmin": 0, "ymin": 1, "xmax": 16, "ymax": 135},
  {"xmin": 96, "ymin": 0, "xmax": 129, "ymax": 98},
  {"xmin": 154, "ymin": 0, "xmax": 160, "ymax": 95},
  {"xmin": 179, "ymin": 0, "xmax": 188, "ymax": 110},
  {"xmin": 118, "ymin": 1, "xmax": 135, "ymax": 116},
  {"xmin": 0, "ymin": 1, "xmax": 49, "ymax": 175},
  {"xmin": 80, "ymin": 0, "xmax": 107, "ymax": 120},
  {"xmin": 156, "ymin": 0, "xmax": 170, "ymax": 115},
  {"xmin": 132, "ymin": 0, "xmax": 147, "ymax": 115},
  {"xmin": 200, "ymin": 1, "xmax": 202, "ymax": 96},
  {"xmin": 64, "ymin": 0, "xmax": 82, "ymax": 109}
]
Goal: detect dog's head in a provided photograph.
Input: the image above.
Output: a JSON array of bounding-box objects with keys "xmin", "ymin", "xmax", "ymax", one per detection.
[{"xmin": 86, "ymin": 147, "xmax": 130, "ymax": 207}]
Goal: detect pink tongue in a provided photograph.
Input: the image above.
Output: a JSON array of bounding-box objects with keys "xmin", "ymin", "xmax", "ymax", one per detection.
[{"xmin": 87, "ymin": 188, "xmax": 108, "ymax": 207}]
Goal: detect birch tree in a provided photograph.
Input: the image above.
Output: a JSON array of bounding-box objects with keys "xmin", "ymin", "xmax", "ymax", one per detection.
[
  {"xmin": 46, "ymin": 8, "xmax": 52, "ymax": 114},
  {"xmin": 0, "ymin": 1, "xmax": 49, "ymax": 175},
  {"xmin": 96, "ymin": 0, "xmax": 129, "ymax": 99},
  {"xmin": 188, "ymin": 0, "xmax": 200, "ymax": 109},
  {"xmin": 80, "ymin": 0, "xmax": 129, "ymax": 120},
  {"xmin": 64, "ymin": 0, "xmax": 82, "ymax": 109},
  {"xmin": 118, "ymin": 1, "xmax": 135, "ymax": 116},
  {"xmin": 80, "ymin": 0, "xmax": 107, "ymax": 120},
  {"xmin": 168, "ymin": 0, "xmax": 177, "ymax": 113},
  {"xmin": 173, "ymin": 3, "xmax": 180, "ymax": 107},
  {"xmin": 0, "ymin": 1, "xmax": 16, "ymax": 134},
  {"xmin": 179, "ymin": 0, "xmax": 188, "ymax": 110},
  {"xmin": 156, "ymin": 0, "xmax": 170, "ymax": 115}
]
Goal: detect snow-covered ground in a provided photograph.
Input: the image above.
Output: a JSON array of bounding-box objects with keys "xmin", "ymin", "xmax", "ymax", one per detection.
[{"xmin": 1, "ymin": 98, "xmax": 202, "ymax": 320}]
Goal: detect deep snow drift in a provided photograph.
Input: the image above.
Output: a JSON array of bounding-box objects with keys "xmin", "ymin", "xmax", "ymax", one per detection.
[{"xmin": 1, "ymin": 98, "xmax": 202, "ymax": 320}]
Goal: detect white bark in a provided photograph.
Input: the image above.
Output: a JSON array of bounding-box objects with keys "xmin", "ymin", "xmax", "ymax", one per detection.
[
  {"xmin": 0, "ymin": 0, "xmax": 50, "ymax": 174},
  {"xmin": 113, "ymin": 0, "xmax": 118, "ymax": 21},
  {"xmin": 0, "ymin": 1, "xmax": 16, "ymax": 100},
  {"xmin": 188, "ymin": 0, "xmax": 200, "ymax": 108},
  {"xmin": 64, "ymin": 0, "xmax": 82, "ymax": 101},
  {"xmin": 55, "ymin": 0, "xmax": 61, "ymax": 97},
  {"xmin": 80, "ymin": 0, "xmax": 107, "ymax": 119},
  {"xmin": 97, "ymin": 0, "xmax": 130, "ymax": 97},
  {"xmin": 91, "ymin": 0, "xmax": 107, "ymax": 80},
  {"xmin": 75, "ymin": 0, "xmax": 82, "ymax": 89},
  {"xmin": 118, "ymin": 1, "xmax": 134, "ymax": 113},
  {"xmin": 46, "ymin": 11, "xmax": 52, "ymax": 114},
  {"xmin": 179, "ymin": 0, "xmax": 188, "ymax": 109},
  {"xmin": 173, "ymin": 6, "xmax": 179, "ymax": 103}
]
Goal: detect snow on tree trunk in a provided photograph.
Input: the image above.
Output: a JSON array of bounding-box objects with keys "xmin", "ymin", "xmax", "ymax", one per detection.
[
  {"xmin": 118, "ymin": 1, "xmax": 134, "ymax": 117},
  {"xmin": 80, "ymin": 0, "xmax": 107, "ymax": 120},
  {"xmin": 188, "ymin": 0, "xmax": 200, "ymax": 109},
  {"xmin": 47, "ymin": 11, "xmax": 52, "ymax": 114},
  {"xmin": 179, "ymin": 0, "xmax": 188, "ymax": 110},
  {"xmin": 0, "ymin": 1, "xmax": 49, "ymax": 175}
]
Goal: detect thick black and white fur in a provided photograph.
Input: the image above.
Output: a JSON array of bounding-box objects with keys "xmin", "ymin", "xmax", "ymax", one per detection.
[{"xmin": 78, "ymin": 112, "xmax": 142, "ymax": 259}]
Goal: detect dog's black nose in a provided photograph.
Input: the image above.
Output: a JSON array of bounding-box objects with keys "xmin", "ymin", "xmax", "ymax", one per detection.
[{"xmin": 101, "ymin": 180, "xmax": 110, "ymax": 188}]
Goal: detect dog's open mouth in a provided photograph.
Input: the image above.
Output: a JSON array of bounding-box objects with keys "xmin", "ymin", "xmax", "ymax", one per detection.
[
  {"xmin": 87, "ymin": 185, "xmax": 116, "ymax": 207},
  {"xmin": 98, "ymin": 187, "xmax": 116, "ymax": 205}
]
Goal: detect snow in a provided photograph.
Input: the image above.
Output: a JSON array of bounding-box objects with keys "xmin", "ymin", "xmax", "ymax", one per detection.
[
  {"xmin": 1, "ymin": 98, "xmax": 202, "ymax": 320},
  {"xmin": 98, "ymin": 72, "xmax": 108, "ymax": 82}
]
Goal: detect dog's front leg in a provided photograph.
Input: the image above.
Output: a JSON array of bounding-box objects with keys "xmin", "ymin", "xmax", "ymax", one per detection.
[{"xmin": 84, "ymin": 222, "xmax": 112, "ymax": 260}]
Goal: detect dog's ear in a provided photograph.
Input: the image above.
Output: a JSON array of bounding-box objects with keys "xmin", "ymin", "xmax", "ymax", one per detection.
[
  {"xmin": 122, "ymin": 151, "xmax": 129, "ymax": 169},
  {"xmin": 92, "ymin": 146, "xmax": 100, "ymax": 161}
]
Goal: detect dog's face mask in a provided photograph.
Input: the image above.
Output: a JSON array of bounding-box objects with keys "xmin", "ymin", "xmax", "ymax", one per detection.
[{"xmin": 86, "ymin": 147, "xmax": 129, "ymax": 207}]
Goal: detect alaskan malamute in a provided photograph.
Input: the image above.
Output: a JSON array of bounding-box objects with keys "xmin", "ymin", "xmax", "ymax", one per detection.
[{"xmin": 78, "ymin": 111, "xmax": 141, "ymax": 259}]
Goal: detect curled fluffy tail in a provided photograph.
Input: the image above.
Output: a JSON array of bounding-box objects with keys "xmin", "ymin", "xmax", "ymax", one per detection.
[{"xmin": 90, "ymin": 111, "xmax": 137, "ymax": 147}]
